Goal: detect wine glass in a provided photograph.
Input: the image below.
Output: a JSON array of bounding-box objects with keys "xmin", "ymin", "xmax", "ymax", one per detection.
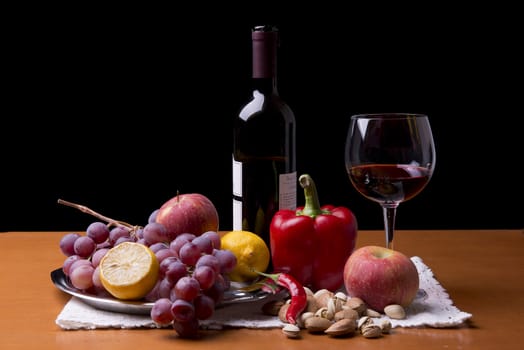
[{"xmin": 345, "ymin": 113, "xmax": 436, "ymax": 250}]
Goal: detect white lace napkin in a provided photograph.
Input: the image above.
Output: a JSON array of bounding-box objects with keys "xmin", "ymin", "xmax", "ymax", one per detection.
[{"xmin": 55, "ymin": 256, "xmax": 472, "ymax": 330}]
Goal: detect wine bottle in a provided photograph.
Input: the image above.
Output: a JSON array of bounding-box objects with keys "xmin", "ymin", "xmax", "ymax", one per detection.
[{"xmin": 232, "ymin": 25, "xmax": 297, "ymax": 251}]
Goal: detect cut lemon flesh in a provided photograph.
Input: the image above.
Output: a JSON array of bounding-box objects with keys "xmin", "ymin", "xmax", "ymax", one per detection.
[{"xmin": 99, "ymin": 242, "xmax": 159, "ymax": 300}]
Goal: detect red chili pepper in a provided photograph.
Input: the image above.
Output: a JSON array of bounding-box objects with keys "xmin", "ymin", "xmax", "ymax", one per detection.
[
  {"xmin": 270, "ymin": 174, "xmax": 358, "ymax": 291},
  {"xmin": 257, "ymin": 271, "xmax": 307, "ymax": 325}
]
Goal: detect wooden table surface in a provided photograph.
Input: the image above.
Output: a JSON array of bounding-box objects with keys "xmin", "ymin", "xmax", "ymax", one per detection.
[{"xmin": 1, "ymin": 229, "xmax": 523, "ymax": 349}]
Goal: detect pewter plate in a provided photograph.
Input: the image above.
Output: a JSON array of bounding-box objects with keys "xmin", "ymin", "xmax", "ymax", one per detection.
[{"xmin": 51, "ymin": 268, "xmax": 270, "ymax": 315}]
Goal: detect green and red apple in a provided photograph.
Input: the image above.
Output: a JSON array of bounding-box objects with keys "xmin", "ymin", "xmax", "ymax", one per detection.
[
  {"xmin": 343, "ymin": 245, "xmax": 419, "ymax": 312},
  {"xmin": 155, "ymin": 193, "xmax": 219, "ymax": 240}
]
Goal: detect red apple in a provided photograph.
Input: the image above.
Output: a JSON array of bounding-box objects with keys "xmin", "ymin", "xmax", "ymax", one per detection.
[
  {"xmin": 343, "ymin": 245, "xmax": 419, "ymax": 312},
  {"xmin": 155, "ymin": 193, "xmax": 219, "ymax": 240}
]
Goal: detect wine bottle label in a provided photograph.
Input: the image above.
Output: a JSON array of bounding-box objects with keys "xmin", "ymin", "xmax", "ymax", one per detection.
[
  {"xmin": 279, "ymin": 172, "xmax": 297, "ymax": 210},
  {"xmin": 232, "ymin": 156, "xmax": 296, "ymax": 231},
  {"xmin": 232, "ymin": 156, "xmax": 243, "ymax": 198},
  {"xmin": 232, "ymin": 156, "xmax": 243, "ymax": 230},
  {"xmin": 232, "ymin": 198, "xmax": 242, "ymax": 231}
]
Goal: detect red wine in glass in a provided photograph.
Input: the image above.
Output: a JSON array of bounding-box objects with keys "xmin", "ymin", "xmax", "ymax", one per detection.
[
  {"xmin": 345, "ymin": 113, "xmax": 436, "ymax": 249},
  {"xmin": 348, "ymin": 164, "xmax": 431, "ymax": 203}
]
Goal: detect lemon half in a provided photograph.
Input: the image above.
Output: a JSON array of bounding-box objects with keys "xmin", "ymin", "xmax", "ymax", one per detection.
[
  {"xmin": 220, "ymin": 230, "xmax": 270, "ymax": 283},
  {"xmin": 99, "ymin": 242, "xmax": 159, "ymax": 300}
]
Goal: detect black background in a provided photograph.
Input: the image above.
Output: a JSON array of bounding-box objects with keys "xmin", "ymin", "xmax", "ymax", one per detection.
[{"xmin": 2, "ymin": 5, "xmax": 522, "ymax": 232}]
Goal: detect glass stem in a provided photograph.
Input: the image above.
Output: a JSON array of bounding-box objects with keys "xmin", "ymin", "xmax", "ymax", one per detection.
[{"xmin": 382, "ymin": 206, "xmax": 397, "ymax": 250}]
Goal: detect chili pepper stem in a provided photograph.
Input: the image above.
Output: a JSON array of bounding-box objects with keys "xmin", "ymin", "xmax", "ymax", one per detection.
[
  {"xmin": 250, "ymin": 271, "xmax": 279, "ymax": 293},
  {"xmin": 253, "ymin": 270, "xmax": 280, "ymax": 283}
]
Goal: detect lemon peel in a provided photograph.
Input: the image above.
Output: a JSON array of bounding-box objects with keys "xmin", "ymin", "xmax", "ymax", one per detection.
[{"xmin": 220, "ymin": 230, "xmax": 270, "ymax": 283}]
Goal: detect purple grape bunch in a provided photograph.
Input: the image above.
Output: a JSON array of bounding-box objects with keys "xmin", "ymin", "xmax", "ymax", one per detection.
[{"xmin": 58, "ymin": 207, "xmax": 237, "ymax": 338}]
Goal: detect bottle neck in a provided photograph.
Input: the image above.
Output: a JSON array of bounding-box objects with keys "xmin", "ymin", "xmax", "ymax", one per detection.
[
  {"xmin": 251, "ymin": 78, "xmax": 277, "ymax": 95},
  {"xmin": 252, "ymin": 26, "xmax": 278, "ymax": 95}
]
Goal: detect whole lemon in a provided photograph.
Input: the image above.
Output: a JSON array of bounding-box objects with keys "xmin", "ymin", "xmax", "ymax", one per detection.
[{"xmin": 220, "ymin": 230, "xmax": 270, "ymax": 283}]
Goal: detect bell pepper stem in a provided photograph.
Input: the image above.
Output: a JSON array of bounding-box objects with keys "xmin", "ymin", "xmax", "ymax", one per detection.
[{"xmin": 299, "ymin": 174, "xmax": 323, "ymax": 217}]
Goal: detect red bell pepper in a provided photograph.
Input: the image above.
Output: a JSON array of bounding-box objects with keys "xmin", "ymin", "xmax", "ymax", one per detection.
[{"xmin": 269, "ymin": 174, "xmax": 358, "ymax": 291}]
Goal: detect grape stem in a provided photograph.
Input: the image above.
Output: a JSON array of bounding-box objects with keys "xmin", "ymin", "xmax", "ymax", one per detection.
[{"xmin": 57, "ymin": 199, "xmax": 141, "ymax": 233}]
